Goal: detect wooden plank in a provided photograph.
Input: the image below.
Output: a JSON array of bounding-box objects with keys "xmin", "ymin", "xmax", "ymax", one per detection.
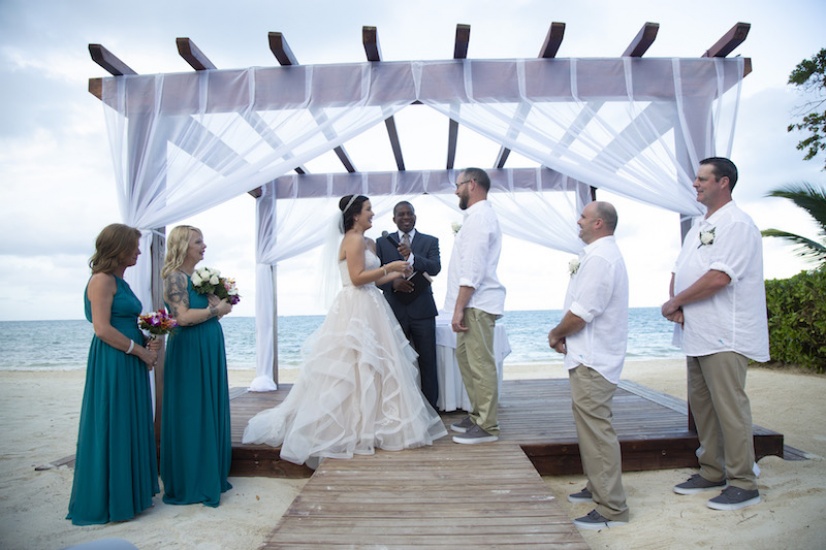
[
  {"xmin": 538, "ymin": 22, "xmax": 566, "ymax": 59},
  {"xmin": 176, "ymin": 37, "xmax": 216, "ymax": 70},
  {"xmin": 623, "ymin": 22, "xmax": 659, "ymax": 57},
  {"xmin": 446, "ymin": 24, "xmax": 470, "ymax": 170},
  {"xmin": 268, "ymin": 32, "xmax": 298, "ymax": 65},
  {"xmin": 363, "ymin": 26, "xmax": 406, "ymax": 171},
  {"xmin": 495, "ymin": 22, "xmax": 565, "ymax": 168},
  {"xmin": 88, "ymin": 44, "xmax": 137, "ymax": 76},
  {"xmin": 361, "ymin": 26, "xmax": 381, "ymax": 62},
  {"xmin": 453, "ymin": 23, "xmax": 471, "ymax": 59},
  {"xmin": 263, "ymin": 443, "xmax": 588, "ymax": 549},
  {"xmin": 268, "ymin": 31, "xmax": 356, "ymax": 173},
  {"xmin": 702, "ymin": 22, "xmax": 751, "ymax": 58},
  {"xmin": 229, "ymin": 378, "xmax": 790, "ymax": 478}
]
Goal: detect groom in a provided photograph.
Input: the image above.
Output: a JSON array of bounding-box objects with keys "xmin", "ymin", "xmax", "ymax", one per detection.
[{"xmin": 376, "ymin": 201, "xmax": 442, "ymax": 409}]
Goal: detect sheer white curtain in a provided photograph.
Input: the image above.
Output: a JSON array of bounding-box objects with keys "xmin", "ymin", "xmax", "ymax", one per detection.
[
  {"xmin": 429, "ymin": 168, "xmax": 590, "ymax": 254},
  {"xmin": 417, "ymin": 57, "xmax": 743, "ymax": 216},
  {"xmin": 101, "ymin": 65, "xmax": 416, "ymax": 308},
  {"xmin": 98, "ymin": 57, "xmax": 744, "ymax": 388},
  {"xmin": 248, "ymin": 168, "xmax": 589, "ymax": 388}
]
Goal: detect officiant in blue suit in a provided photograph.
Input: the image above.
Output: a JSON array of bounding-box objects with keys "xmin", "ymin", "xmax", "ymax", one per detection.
[{"xmin": 376, "ymin": 201, "xmax": 442, "ymax": 409}]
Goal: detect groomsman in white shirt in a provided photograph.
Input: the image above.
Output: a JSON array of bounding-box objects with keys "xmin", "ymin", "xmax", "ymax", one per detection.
[
  {"xmin": 662, "ymin": 157, "xmax": 769, "ymax": 512},
  {"xmin": 548, "ymin": 200, "xmax": 630, "ymax": 530}
]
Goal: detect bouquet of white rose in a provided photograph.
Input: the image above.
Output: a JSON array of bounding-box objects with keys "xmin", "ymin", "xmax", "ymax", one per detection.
[{"xmin": 191, "ymin": 267, "xmax": 241, "ymax": 305}]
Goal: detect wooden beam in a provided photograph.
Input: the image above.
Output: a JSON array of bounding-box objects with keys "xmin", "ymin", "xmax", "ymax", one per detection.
[
  {"xmin": 88, "ymin": 44, "xmax": 137, "ymax": 76},
  {"xmin": 176, "ymin": 37, "xmax": 216, "ymax": 70},
  {"xmin": 702, "ymin": 22, "xmax": 750, "ymax": 58},
  {"xmin": 538, "ymin": 22, "xmax": 566, "ymax": 59},
  {"xmin": 453, "ymin": 24, "xmax": 471, "ymax": 59},
  {"xmin": 623, "ymin": 22, "xmax": 659, "ymax": 57},
  {"xmin": 363, "ymin": 26, "xmax": 405, "ymax": 171},
  {"xmin": 269, "ymin": 31, "xmax": 355, "ymax": 173},
  {"xmin": 362, "ymin": 26, "xmax": 381, "ymax": 62},
  {"xmin": 447, "ymin": 24, "xmax": 470, "ymax": 170},
  {"xmin": 88, "ymin": 77, "xmax": 103, "ymax": 99},
  {"xmin": 268, "ymin": 32, "xmax": 298, "ymax": 65},
  {"xmin": 495, "ymin": 22, "xmax": 566, "ymax": 168},
  {"xmin": 175, "ymin": 37, "xmax": 305, "ymax": 181}
]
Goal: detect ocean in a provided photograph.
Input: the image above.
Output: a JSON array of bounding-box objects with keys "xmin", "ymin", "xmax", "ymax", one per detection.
[{"xmin": 0, "ymin": 308, "xmax": 682, "ymax": 371}]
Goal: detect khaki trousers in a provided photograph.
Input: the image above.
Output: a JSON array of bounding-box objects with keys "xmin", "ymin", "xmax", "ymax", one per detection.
[
  {"xmin": 455, "ymin": 308, "xmax": 499, "ymax": 435},
  {"xmin": 569, "ymin": 364, "xmax": 629, "ymax": 521},
  {"xmin": 687, "ymin": 352, "xmax": 757, "ymax": 491}
]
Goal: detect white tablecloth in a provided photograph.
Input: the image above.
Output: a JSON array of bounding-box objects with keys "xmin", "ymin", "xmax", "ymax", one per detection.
[{"xmin": 434, "ymin": 318, "xmax": 510, "ymax": 412}]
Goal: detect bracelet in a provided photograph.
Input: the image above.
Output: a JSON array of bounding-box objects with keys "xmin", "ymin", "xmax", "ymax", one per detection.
[
  {"xmin": 382, "ymin": 266, "xmax": 387, "ymax": 276},
  {"xmin": 126, "ymin": 340, "xmax": 135, "ymax": 355}
]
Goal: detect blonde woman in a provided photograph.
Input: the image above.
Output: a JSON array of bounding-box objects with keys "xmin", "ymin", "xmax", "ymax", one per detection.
[
  {"xmin": 67, "ymin": 223, "xmax": 159, "ymax": 525},
  {"xmin": 161, "ymin": 226, "xmax": 233, "ymax": 507}
]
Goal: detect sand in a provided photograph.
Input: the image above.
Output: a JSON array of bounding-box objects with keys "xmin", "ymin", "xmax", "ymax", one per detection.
[{"xmin": 0, "ymin": 361, "xmax": 824, "ymax": 549}]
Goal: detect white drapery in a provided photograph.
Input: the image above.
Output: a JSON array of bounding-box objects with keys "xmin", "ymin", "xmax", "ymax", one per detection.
[{"xmin": 99, "ymin": 57, "xmax": 743, "ymax": 389}]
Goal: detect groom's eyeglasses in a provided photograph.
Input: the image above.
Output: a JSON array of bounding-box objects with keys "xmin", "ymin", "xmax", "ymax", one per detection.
[{"xmin": 455, "ymin": 179, "xmax": 472, "ymax": 189}]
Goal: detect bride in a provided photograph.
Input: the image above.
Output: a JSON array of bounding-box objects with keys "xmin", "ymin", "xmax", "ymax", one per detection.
[{"xmin": 242, "ymin": 194, "xmax": 448, "ymax": 466}]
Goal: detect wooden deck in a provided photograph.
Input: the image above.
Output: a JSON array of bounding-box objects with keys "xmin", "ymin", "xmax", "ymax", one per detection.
[
  {"xmin": 230, "ymin": 378, "xmax": 788, "ymax": 478},
  {"xmin": 263, "ymin": 442, "xmax": 588, "ymax": 549}
]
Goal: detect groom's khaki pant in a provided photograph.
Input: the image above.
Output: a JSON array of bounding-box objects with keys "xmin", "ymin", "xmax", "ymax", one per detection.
[{"xmin": 455, "ymin": 307, "xmax": 499, "ymax": 435}]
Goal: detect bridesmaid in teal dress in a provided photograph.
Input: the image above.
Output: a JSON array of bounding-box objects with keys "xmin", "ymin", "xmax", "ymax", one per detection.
[
  {"xmin": 160, "ymin": 225, "xmax": 234, "ymax": 507},
  {"xmin": 67, "ymin": 224, "xmax": 160, "ymax": 525}
]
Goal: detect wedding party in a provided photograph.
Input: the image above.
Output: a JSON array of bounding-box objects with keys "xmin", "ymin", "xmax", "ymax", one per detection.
[{"xmin": 2, "ymin": 1, "xmax": 826, "ymax": 549}]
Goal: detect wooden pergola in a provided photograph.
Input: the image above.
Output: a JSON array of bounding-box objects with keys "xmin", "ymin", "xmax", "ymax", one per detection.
[{"xmin": 87, "ymin": 21, "xmax": 752, "ymax": 435}]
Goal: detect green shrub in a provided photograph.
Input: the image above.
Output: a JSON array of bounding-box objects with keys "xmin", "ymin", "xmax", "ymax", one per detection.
[{"xmin": 764, "ymin": 269, "xmax": 826, "ymax": 372}]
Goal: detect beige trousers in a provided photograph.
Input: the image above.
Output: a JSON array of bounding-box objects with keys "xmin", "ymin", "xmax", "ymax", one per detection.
[
  {"xmin": 455, "ymin": 308, "xmax": 499, "ymax": 435},
  {"xmin": 569, "ymin": 364, "xmax": 629, "ymax": 521},
  {"xmin": 687, "ymin": 352, "xmax": 757, "ymax": 491}
]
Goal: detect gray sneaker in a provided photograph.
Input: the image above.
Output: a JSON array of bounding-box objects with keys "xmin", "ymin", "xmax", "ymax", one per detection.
[
  {"xmin": 673, "ymin": 474, "xmax": 728, "ymax": 495},
  {"xmin": 452, "ymin": 424, "xmax": 499, "ymax": 444},
  {"xmin": 707, "ymin": 486, "xmax": 761, "ymax": 511},
  {"xmin": 450, "ymin": 416, "xmax": 475, "ymax": 434},
  {"xmin": 568, "ymin": 487, "xmax": 593, "ymax": 503},
  {"xmin": 572, "ymin": 509, "xmax": 628, "ymax": 530}
]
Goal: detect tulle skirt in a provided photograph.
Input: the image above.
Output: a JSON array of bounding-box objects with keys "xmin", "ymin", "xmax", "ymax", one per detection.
[{"xmin": 243, "ymin": 284, "xmax": 447, "ymax": 464}]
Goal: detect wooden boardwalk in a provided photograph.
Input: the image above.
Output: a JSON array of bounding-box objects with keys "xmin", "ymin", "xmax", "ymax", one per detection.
[
  {"xmin": 230, "ymin": 378, "xmax": 787, "ymax": 478},
  {"xmin": 227, "ymin": 377, "xmax": 791, "ymax": 548},
  {"xmin": 263, "ymin": 442, "xmax": 588, "ymax": 549}
]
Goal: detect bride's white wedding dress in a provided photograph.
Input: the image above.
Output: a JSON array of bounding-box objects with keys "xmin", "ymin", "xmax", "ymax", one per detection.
[{"xmin": 242, "ymin": 249, "xmax": 447, "ymax": 465}]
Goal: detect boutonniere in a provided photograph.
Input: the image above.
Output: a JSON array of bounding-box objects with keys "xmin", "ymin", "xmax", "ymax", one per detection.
[
  {"xmin": 698, "ymin": 227, "xmax": 716, "ymax": 249},
  {"xmin": 451, "ymin": 222, "xmax": 462, "ymax": 235},
  {"xmin": 568, "ymin": 257, "xmax": 580, "ymax": 276}
]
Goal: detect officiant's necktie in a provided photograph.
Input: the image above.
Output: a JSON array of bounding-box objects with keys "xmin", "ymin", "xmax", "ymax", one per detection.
[{"xmin": 402, "ymin": 232, "xmax": 410, "ymax": 247}]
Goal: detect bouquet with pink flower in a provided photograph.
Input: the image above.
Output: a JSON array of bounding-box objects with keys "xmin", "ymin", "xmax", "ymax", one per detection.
[
  {"xmin": 191, "ymin": 266, "xmax": 241, "ymax": 305},
  {"xmin": 138, "ymin": 308, "xmax": 178, "ymax": 339}
]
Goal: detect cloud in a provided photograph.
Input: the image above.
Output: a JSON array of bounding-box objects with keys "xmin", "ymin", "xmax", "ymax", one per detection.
[{"xmin": 2, "ymin": 0, "xmax": 826, "ymax": 321}]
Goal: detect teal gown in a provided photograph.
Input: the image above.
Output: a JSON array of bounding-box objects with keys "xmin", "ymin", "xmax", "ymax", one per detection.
[
  {"xmin": 161, "ymin": 276, "xmax": 232, "ymax": 507},
  {"xmin": 67, "ymin": 276, "xmax": 159, "ymax": 525}
]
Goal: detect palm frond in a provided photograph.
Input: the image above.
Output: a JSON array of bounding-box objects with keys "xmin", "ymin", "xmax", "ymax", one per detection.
[
  {"xmin": 765, "ymin": 183, "xmax": 826, "ymax": 230},
  {"xmin": 761, "ymin": 228, "xmax": 826, "ymax": 262}
]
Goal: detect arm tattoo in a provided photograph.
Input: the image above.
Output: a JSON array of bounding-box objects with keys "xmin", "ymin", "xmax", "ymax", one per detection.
[{"xmin": 164, "ymin": 272, "xmax": 194, "ymax": 325}]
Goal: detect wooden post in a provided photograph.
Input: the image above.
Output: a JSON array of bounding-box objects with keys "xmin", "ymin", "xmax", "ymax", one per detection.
[
  {"xmin": 150, "ymin": 229, "xmax": 166, "ymax": 445},
  {"xmin": 272, "ymin": 264, "xmax": 279, "ymax": 387}
]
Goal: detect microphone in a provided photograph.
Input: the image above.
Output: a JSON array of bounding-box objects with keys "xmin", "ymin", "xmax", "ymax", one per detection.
[{"xmin": 381, "ymin": 230, "xmax": 399, "ymax": 246}]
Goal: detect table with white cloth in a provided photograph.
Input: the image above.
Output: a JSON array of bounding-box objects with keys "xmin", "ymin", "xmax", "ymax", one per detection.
[{"xmin": 434, "ymin": 317, "xmax": 511, "ymax": 412}]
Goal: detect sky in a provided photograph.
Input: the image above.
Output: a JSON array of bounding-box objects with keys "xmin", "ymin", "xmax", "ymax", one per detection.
[{"xmin": 1, "ymin": 0, "xmax": 825, "ymax": 321}]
